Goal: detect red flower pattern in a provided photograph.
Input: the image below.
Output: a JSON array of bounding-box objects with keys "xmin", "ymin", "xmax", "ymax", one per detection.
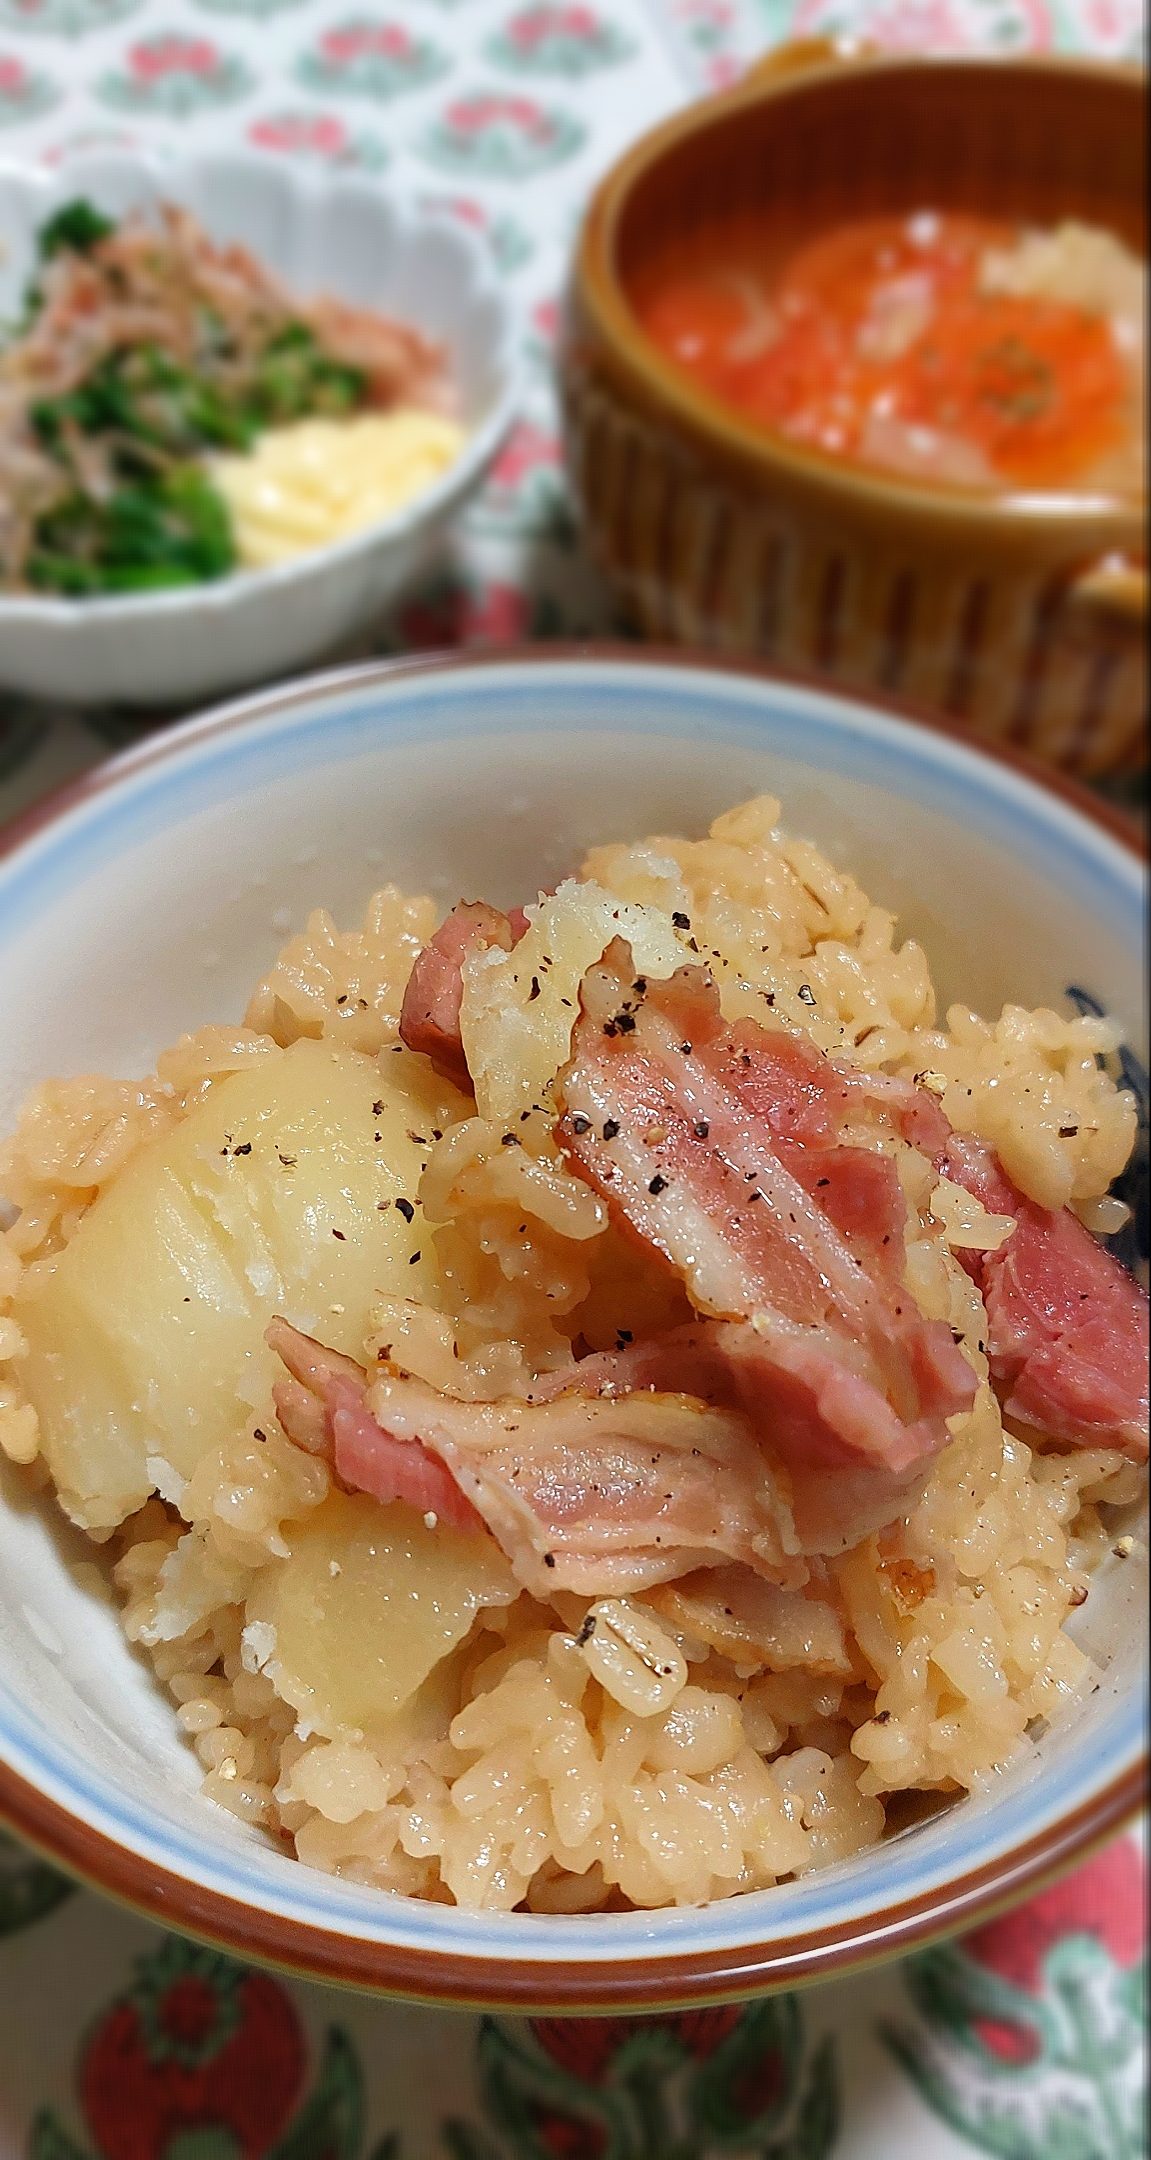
[
  {"xmin": 531, "ymin": 2007, "xmax": 743, "ymax": 2085},
  {"xmin": 79, "ymin": 1961, "xmax": 305, "ymax": 2160},
  {"xmin": 128, "ymin": 36, "xmax": 221, "ymax": 82},
  {"xmin": 321, "ymin": 21, "xmax": 413, "ymax": 62}
]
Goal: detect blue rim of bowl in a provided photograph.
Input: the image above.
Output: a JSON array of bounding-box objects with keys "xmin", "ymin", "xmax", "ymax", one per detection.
[{"xmin": 0, "ymin": 644, "xmax": 1145, "ymax": 2009}]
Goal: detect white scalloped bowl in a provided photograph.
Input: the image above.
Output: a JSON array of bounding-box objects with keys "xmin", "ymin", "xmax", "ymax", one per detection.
[
  {"xmin": 0, "ymin": 153, "xmax": 519, "ymax": 706},
  {"xmin": 0, "ymin": 651, "xmax": 1145, "ymax": 2009}
]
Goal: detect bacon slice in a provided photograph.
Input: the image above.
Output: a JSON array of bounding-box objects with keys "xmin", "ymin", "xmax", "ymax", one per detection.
[
  {"xmin": 398, "ymin": 900, "xmax": 521, "ymax": 1091},
  {"xmin": 268, "ymin": 1317, "xmax": 802, "ymax": 1597},
  {"xmin": 943, "ymin": 1136, "xmax": 1149, "ymax": 1460},
  {"xmin": 555, "ymin": 942, "xmax": 976, "ymax": 1504},
  {"xmin": 266, "ymin": 1318, "xmax": 483, "ymax": 1532}
]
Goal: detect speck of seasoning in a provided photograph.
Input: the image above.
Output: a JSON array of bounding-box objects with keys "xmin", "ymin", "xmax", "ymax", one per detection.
[
  {"xmin": 409, "ymin": 1251, "xmax": 422, "ymax": 1266},
  {"xmin": 544, "ymin": 1553, "xmax": 557, "ymax": 1569},
  {"xmin": 278, "ymin": 1152, "xmax": 297, "ymax": 1167},
  {"xmin": 680, "ymin": 1041, "xmax": 692, "ymax": 1055},
  {"xmin": 528, "ymin": 977, "xmax": 542, "ymax": 1002},
  {"xmin": 616, "ymin": 1329, "xmax": 633, "ymax": 1346},
  {"xmin": 432, "ymin": 1130, "xmax": 443, "ymax": 1141},
  {"xmin": 560, "ymin": 997, "xmax": 573, "ymax": 1008},
  {"xmin": 797, "ymin": 985, "xmax": 817, "ymax": 1005},
  {"xmin": 571, "ymin": 1114, "xmax": 591, "ymax": 1134},
  {"xmin": 233, "ymin": 1141, "xmax": 252, "ymax": 1157},
  {"xmin": 407, "ymin": 1131, "xmax": 427, "ymax": 1146},
  {"xmin": 1113, "ymin": 1537, "xmax": 1135, "ymax": 1558},
  {"xmin": 184, "ymin": 1296, "xmax": 191, "ymax": 1303},
  {"xmin": 373, "ymin": 1100, "xmax": 385, "ymax": 1116},
  {"xmin": 672, "ymin": 912, "xmax": 691, "ymax": 930},
  {"xmin": 694, "ymin": 1121, "xmax": 710, "ymax": 1139},
  {"xmin": 336, "ymin": 995, "xmax": 348, "ymax": 1005},
  {"xmin": 632, "ymin": 978, "xmax": 647, "ymax": 996},
  {"xmin": 501, "ymin": 1132, "xmax": 520, "ymax": 1146},
  {"xmin": 395, "ymin": 1199, "xmax": 415, "ymax": 1223},
  {"xmin": 576, "ymin": 1613, "xmax": 596, "ymax": 1644},
  {"xmin": 332, "ymin": 1229, "xmax": 346, "ymax": 1241},
  {"xmin": 605, "ymin": 1011, "xmax": 636, "ymax": 1036},
  {"xmin": 816, "ymin": 1176, "xmax": 830, "ymax": 1187},
  {"xmin": 648, "ymin": 1174, "xmax": 669, "ymax": 1195},
  {"xmin": 1059, "ymin": 1125, "xmax": 1079, "ymax": 1138},
  {"xmin": 748, "ymin": 1190, "xmax": 762, "ymax": 1202},
  {"xmin": 253, "ymin": 1429, "xmax": 266, "ymax": 1442},
  {"xmin": 764, "ymin": 991, "xmax": 775, "ymax": 1006},
  {"xmin": 874, "ymin": 1710, "xmax": 891, "ymax": 1725},
  {"xmin": 603, "ymin": 1119, "xmax": 620, "ymax": 1141},
  {"xmin": 1070, "ymin": 1583, "xmax": 1089, "ymax": 1606}
]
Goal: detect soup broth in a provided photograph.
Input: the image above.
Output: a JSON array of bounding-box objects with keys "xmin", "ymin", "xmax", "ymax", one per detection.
[{"xmin": 635, "ymin": 211, "xmax": 1146, "ymax": 498}]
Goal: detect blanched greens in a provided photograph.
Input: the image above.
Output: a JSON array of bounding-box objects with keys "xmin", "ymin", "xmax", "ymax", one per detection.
[{"xmin": 18, "ymin": 203, "xmax": 367, "ymax": 599}]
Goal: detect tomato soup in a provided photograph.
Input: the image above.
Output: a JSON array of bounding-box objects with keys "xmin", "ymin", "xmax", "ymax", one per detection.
[{"xmin": 635, "ymin": 212, "xmax": 1146, "ymax": 497}]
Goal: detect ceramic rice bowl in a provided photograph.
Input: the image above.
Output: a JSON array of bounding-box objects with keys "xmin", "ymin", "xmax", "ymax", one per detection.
[{"xmin": 0, "ymin": 651, "xmax": 1145, "ymax": 2008}]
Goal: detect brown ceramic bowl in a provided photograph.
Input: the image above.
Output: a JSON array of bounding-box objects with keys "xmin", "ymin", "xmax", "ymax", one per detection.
[{"xmin": 562, "ymin": 48, "xmax": 1147, "ymax": 777}]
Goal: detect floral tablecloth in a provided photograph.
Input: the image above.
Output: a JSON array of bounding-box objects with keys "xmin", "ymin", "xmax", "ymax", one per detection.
[{"xmin": 0, "ymin": 2, "xmax": 1146, "ymax": 2153}]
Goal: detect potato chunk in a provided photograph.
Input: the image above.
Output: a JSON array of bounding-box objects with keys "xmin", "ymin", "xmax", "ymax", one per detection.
[
  {"xmin": 246, "ymin": 1489, "xmax": 517, "ymax": 1741},
  {"xmin": 460, "ymin": 880, "xmax": 686, "ymax": 1128},
  {"xmin": 18, "ymin": 1039, "xmax": 464, "ymax": 1529}
]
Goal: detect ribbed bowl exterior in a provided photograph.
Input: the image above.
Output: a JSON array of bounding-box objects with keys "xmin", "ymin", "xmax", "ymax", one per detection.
[{"xmin": 562, "ymin": 56, "xmax": 1147, "ymax": 778}]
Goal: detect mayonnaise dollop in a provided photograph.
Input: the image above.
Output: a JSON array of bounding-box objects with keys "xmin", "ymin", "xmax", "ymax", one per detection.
[{"xmin": 212, "ymin": 408, "xmax": 467, "ymax": 568}]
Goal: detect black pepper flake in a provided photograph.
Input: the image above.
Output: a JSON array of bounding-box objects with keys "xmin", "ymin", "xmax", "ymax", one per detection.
[
  {"xmin": 409, "ymin": 1251, "xmax": 422, "ymax": 1265},
  {"xmin": 632, "ymin": 978, "xmax": 647, "ymax": 996},
  {"xmin": 764, "ymin": 991, "xmax": 775, "ymax": 1006},
  {"xmin": 544, "ymin": 1552, "xmax": 557, "ymax": 1569},
  {"xmin": 603, "ymin": 1119, "xmax": 620, "ymax": 1141},
  {"xmin": 748, "ymin": 1190, "xmax": 762, "ymax": 1202},
  {"xmin": 433, "ymin": 1130, "xmax": 443, "ymax": 1141},
  {"xmin": 616, "ymin": 1329, "xmax": 633, "ymax": 1347},
  {"xmin": 648, "ymin": 1174, "xmax": 669, "ymax": 1195},
  {"xmin": 528, "ymin": 977, "xmax": 542, "ymax": 1002},
  {"xmin": 680, "ymin": 1041, "xmax": 692, "ymax": 1056},
  {"xmin": 278, "ymin": 1152, "xmax": 297, "ymax": 1167},
  {"xmin": 874, "ymin": 1710, "xmax": 891, "ymax": 1725},
  {"xmin": 560, "ymin": 997, "xmax": 573, "ymax": 1008},
  {"xmin": 336, "ymin": 995, "xmax": 348, "ymax": 1005},
  {"xmin": 798, "ymin": 985, "xmax": 816, "ymax": 1005},
  {"xmin": 571, "ymin": 1114, "xmax": 592, "ymax": 1135},
  {"xmin": 611, "ymin": 1011, "xmax": 637, "ymax": 1034},
  {"xmin": 672, "ymin": 912, "xmax": 691, "ymax": 930},
  {"xmin": 816, "ymin": 1176, "xmax": 830, "ymax": 1187},
  {"xmin": 395, "ymin": 1198, "xmax": 415, "ymax": 1223},
  {"xmin": 253, "ymin": 1429, "xmax": 266, "ymax": 1443},
  {"xmin": 576, "ymin": 1613, "xmax": 597, "ymax": 1645},
  {"xmin": 1059, "ymin": 1125, "xmax": 1079, "ymax": 1138},
  {"xmin": 501, "ymin": 1132, "xmax": 520, "ymax": 1147},
  {"xmin": 407, "ymin": 1131, "xmax": 427, "ymax": 1146},
  {"xmin": 694, "ymin": 1121, "xmax": 710, "ymax": 1139},
  {"xmin": 232, "ymin": 1141, "xmax": 251, "ymax": 1156},
  {"xmin": 332, "ymin": 1229, "xmax": 346, "ymax": 1241},
  {"xmin": 373, "ymin": 1100, "xmax": 385, "ymax": 1116}
]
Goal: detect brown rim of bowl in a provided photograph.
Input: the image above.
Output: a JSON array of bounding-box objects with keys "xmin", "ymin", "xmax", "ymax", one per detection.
[
  {"xmin": 0, "ymin": 643, "xmax": 1145, "ymax": 2009},
  {"xmin": 575, "ymin": 51, "xmax": 1148, "ymax": 539}
]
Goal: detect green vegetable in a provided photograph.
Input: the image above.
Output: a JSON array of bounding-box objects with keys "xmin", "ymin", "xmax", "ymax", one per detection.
[
  {"xmin": 33, "ymin": 329, "xmax": 367, "ymax": 465},
  {"xmin": 21, "ymin": 204, "xmax": 370, "ymax": 595},
  {"xmin": 37, "ymin": 200, "xmax": 115, "ymax": 263},
  {"xmin": 28, "ymin": 466, "xmax": 236, "ymax": 596}
]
